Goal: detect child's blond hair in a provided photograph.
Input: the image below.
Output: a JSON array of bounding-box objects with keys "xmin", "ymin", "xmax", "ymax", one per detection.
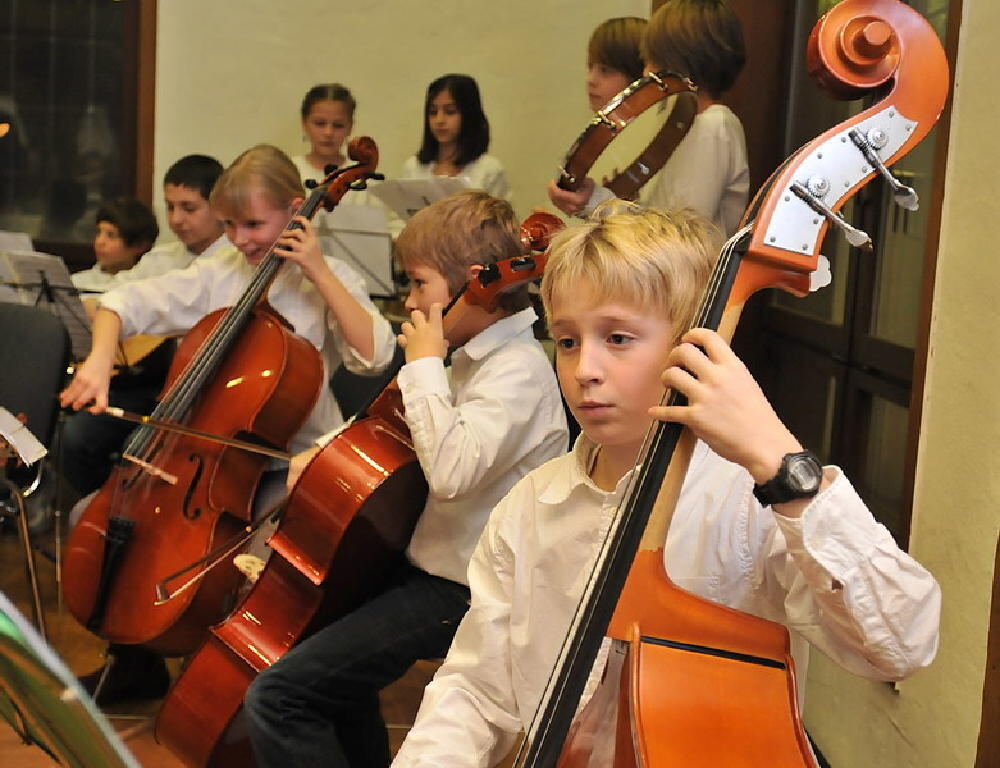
[
  {"xmin": 210, "ymin": 144, "xmax": 304, "ymax": 220},
  {"xmin": 642, "ymin": 0, "xmax": 745, "ymax": 100},
  {"xmin": 541, "ymin": 201, "xmax": 719, "ymax": 340},
  {"xmin": 397, "ymin": 190, "xmax": 529, "ymax": 311}
]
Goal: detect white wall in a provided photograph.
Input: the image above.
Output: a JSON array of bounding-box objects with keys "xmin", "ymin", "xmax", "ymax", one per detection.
[
  {"xmin": 803, "ymin": 0, "xmax": 1000, "ymax": 764},
  {"xmin": 153, "ymin": 0, "xmax": 648, "ymax": 228}
]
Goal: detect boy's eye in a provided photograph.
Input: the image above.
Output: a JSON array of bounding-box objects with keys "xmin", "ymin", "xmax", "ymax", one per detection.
[
  {"xmin": 555, "ymin": 337, "xmax": 577, "ymax": 351},
  {"xmin": 608, "ymin": 333, "xmax": 632, "ymax": 346}
]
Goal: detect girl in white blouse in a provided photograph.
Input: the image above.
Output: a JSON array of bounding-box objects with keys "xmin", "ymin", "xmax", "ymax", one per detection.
[{"xmin": 400, "ymin": 73, "xmax": 510, "ymax": 201}]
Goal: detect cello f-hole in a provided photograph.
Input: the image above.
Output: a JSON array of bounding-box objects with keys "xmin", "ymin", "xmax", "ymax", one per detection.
[{"xmin": 183, "ymin": 454, "xmax": 204, "ymax": 521}]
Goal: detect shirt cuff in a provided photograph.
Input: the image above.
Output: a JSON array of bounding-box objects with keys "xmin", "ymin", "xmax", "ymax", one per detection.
[
  {"xmin": 338, "ymin": 312, "xmax": 396, "ymax": 374},
  {"xmin": 583, "ymin": 185, "xmax": 616, "ymax": 217},
  {"xmin": 773, "ymin": 466, "xmax": 895, "ymax": 578},
  {"xmin": 398, "ymin": 356, "xmax": 450, "ymax": 404}
]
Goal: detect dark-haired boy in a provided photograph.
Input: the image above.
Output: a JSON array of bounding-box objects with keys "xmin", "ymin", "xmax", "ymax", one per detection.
[{"xmin": 86, "ymin": 154, "xmax": 228, "ymax": 290}]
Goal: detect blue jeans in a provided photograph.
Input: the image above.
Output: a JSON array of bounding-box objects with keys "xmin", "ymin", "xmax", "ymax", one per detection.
[{"xmin": 244, "ymin": 561, "xmax": 470, "ymax": 768}]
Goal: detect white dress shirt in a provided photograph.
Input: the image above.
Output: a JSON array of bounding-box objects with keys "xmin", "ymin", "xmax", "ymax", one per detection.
[
  {"xmin": 398, "ymin": 307, "xmax": 568, "ymax": 585},
  {"xmin": 392, "ymin": 435, "xmax": 941, "ymax": 767},
  {"xmin": 587, "ymin": 104, "xmax": 749, "ymax": 238},
  {"xmin": 71, "ymin": 236, "xmax": 230, "ymax": 294},
  {"xmin": 98, "ymin": 244, "xmax": 395, "ymax": 453},
  {"xmin": 292, "ymin": 153, "xmax": 383, "ymax": 212}
]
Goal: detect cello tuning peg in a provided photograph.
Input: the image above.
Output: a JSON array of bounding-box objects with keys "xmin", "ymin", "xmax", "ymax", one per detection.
[
  {"xmin": 304, "ymin": 179, "xmax": 318, "ymax": 190},
  {"xmin": 791, "ymin": 181, "xmax": 872, "ymax": 249},
  {"xmin": 848, "ymin": 128, "xmax": 920, "ymax": 212}
]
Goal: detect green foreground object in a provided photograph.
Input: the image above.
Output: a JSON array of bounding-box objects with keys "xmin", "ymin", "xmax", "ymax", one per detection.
[{"xmin": 0, "ymin": 591, "xmax": 139, "ymax": 767}]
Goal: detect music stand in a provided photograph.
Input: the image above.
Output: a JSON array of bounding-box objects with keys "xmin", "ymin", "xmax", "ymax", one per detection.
[
  {"xmin": 316, "ymin": 202, "xmax": 395, "ymax": 299},
  {"xmin": 370, "ymin": 177, "xmax": 468, "ymax": 222},
  {"xmin": 0, "ymin": 250, "xmax": 92, "ymax": 361},
  {"xmin": 0, "ymin": 590, "xmax": 140, "ymax": 767}
]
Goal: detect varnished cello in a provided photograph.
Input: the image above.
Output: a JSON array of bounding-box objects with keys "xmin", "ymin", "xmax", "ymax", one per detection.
[
  {"xmin": 62, "ymin": 139, "xmax": 383, "ymax": 656},
  {"xmin": 155, "ymin": 213, "xmax": 563, "ymax": 767},
  {"xmin": 520, "ymin": 0, "xmax": 949, "ymax": 764}
]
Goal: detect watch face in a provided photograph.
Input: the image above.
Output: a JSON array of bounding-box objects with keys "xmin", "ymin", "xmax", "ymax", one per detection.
[{"xmin": 787, "ymin": 454, "xmax": 822, "ymax": 493}]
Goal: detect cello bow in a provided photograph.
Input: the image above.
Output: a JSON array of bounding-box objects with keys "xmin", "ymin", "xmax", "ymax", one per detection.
[{"xmin": 519, "ymin": 1, "xmax": 949, "ymax": 765}]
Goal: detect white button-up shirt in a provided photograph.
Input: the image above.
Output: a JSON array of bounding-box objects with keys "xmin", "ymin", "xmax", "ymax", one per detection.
[
  {"xmin": 392, "ymin": 435, "xmax": 941, "ymax": 767},
  {"xmin": 398, "ymin": 307, "xmax": 568, "ymax": 585},
  {"xmin": 99, "ymin": 244, "xmax": 395, "ymax": 454},
  {"xmin": 71, "ymin": 236, "xmax": 230, "ymax": 295},
  {"xmin": 587, "ymin": 104, "xmax": 749, "ymax": 238}
]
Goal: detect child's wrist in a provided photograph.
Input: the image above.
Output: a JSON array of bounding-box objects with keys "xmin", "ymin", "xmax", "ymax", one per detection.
[{"xmin": 746, "ymin": 434, "xmax": 804, "ymax": 485}]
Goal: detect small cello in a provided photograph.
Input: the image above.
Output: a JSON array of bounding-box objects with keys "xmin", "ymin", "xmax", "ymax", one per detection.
[
  {"xmin": 61, "ymin": 139, "xmax": 382, "ymax": 656},
  {"xmin": 156, "ymin": 212, "xmax": 564, "ymax": 768},
  {"xmin": 520, "ymin": 0, "xmax": 949, "ymax": 764}
]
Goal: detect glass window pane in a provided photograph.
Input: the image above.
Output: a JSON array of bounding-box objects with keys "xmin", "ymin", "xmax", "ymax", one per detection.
[
  {"xmin": 860, "ymin": 395, "xmax": 910, "ymax": 544},
  {"xmin": 0, "ymin": 0, "xmax": 127, "ymax": 244}
]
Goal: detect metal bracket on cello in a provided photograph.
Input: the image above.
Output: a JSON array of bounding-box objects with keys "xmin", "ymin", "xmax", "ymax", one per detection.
[
  {"xmin": 848, "ymin": 128, "xmax": 920, "ymax": 211},
  {"xmin": 764, "ymin": 103, "xmax": 917, "ymax": 255},
  {"xmin": 790, "ymin": 181, "xmax": 872, "ymax": 249}
]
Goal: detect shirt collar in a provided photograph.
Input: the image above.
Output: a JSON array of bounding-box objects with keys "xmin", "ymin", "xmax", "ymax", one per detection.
[
  {"xmin": 458, "ymin": 306, "xmax": 538, "ymax": 362},
  {"xmin": 537, "ymin": 431, "xmax": 712, "ymax": 506},
  {"xmin": 537, "ymin": 433, "xmax": 629, "ymax": 504}
]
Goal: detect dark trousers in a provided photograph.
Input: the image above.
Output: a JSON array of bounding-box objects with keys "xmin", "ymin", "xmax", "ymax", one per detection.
[
  {"xmin": 60, "ymin": 384, "xmax": 161, "ymax": 496},
  {"xmin": 244, "ymin": 561, "xmax": 471, "ymax": 768}
]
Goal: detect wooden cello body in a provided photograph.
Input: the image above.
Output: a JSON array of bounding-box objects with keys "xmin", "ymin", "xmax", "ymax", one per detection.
[
  {"xmin": 63, "ymin": 305, "xmax": 323, "ymax": 655},
  {"xmin": 522, "ymin": 1, "xmax": 950, "ymax": 765},
  {"xmin": 156, "ymin": 214, "xmax": 563, "ymax": 767},
  {"xmin": 156, "ymin": 383, "xmax": 423, "ymax": 767},
  {"xmin": 61, "ymin": 139, "xmax": 381, "ymax": 656}
]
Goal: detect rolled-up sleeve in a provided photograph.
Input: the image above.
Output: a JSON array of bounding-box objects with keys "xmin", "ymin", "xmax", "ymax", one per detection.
[{"xmin": 767, "ymin": 468, "xmax": 941, "ymax": 680}]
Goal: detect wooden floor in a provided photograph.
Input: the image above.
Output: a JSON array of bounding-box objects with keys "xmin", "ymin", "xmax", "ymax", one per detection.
[{"xmin": 0, "ymin": 516, "xmax": 438, "ymax": 767}]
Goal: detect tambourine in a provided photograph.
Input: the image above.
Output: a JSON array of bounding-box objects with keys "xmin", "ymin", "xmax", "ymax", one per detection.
[{"xmin": 557, "ymin": 71, "xmax": 698, "ymax": 201}]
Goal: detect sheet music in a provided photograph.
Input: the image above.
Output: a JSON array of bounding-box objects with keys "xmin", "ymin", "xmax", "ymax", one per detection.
[
  {"xmin": 369, "ymin": 177, "xmax": 469, "ymax": 221},
  {"xmin": 0, "ymin": 406, "xmax": 46, "ymax": 465},
  {"xmin": 0, "ymin": 230, "xmax": 32, "ymax": 253},
  {"xmin": 315, "ymin": 202, "xmax": 395, "ymax": 298},
  {"xmin": 0, "ymin": 250, "xmax": 91, "ymax": 360}
]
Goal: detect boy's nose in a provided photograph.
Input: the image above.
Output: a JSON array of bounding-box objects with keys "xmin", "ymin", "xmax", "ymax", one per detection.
[{"xmin": 573, "ymin": 344, "xmax": 603, "ymax": 384}]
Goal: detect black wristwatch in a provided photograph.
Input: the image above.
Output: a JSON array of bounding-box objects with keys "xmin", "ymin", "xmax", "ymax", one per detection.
[{"xmin": 752, "ymin": 450, "xmax": 823, "ymax": 506}]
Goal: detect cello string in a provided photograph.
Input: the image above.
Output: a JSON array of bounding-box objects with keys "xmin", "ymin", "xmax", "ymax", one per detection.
[
  {"xmin": 125, "ymin": 189, "xmax": 319, "ymax": 464},
  {"xmin": 125, "ymin": 161, "xmax": 367, "ymax": 464},
  {"xmin": 135, "ymin": 159, "xmax": 363, "ymax": 447}
]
